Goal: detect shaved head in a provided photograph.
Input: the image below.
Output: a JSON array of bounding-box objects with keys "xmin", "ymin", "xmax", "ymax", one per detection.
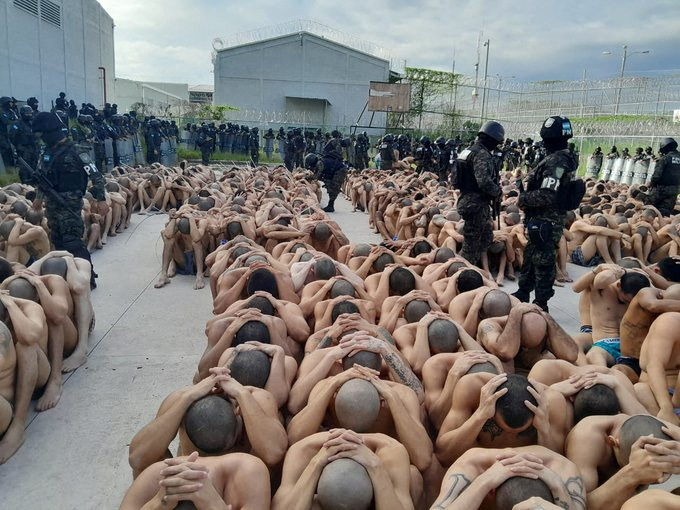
[
  {"xmin": 342, "ymin": 350, "xmax": 382, "ymax": 372},
  {"xmin": 330, "ymin": 280, "xmax": 356, "ymax": 299},
  {"xmin": 315, "ymin": 258, "xmax": 337, "ymax": 280},
  {"xmin": 388, "ymin": 267, "xmax": 415, "ymax": 296},
  {"xmin": 372, "ymin": 253, "xmax": 394, "ymax": 273},
  {"xmin": 334, "ymin": 378, "xmax": 380, "ymax": 432},
  {"xmin": 0, "ymin": 221, "xmax": 15, "ymax": 239},
  {"xmin": 7, "ymin": 277, "xmax": 37, "ymax": 302},
  {"xmin": 404, "ymin": 300, "xmax": 431, "ymax": 324},
  {"xmin": 229, "ymin": 350, "xmax": 271, "ymax": 388},
  {"xmin": 427, "ymin": 319, "xmax": 459, "ymax": 354},
  {"xmin": 183, "ymin": 395, "xmax": 239, "ymax": 453},
  {"xmin": 40, "ymin": 257, "xmax": 67, "ymax": 279},
  {"xmin": 353, "ymin": 244, "xmax": 371, "ymax": 257},
  {"xmin": 481, "ymin": 290, "xmax": 512, "ymax": 318},
  {"xmin": 314, "ymin": 223, "xmax": 331, "ymax": 242},
  {"xmin": 177, "ymin": 218, "xmax": 190, "ymax": 235},
  {"xmin": 520, "ymin": 312, "xmax": 548, "ymax": 347},
  {"xmin": 317, "ymin": 458, "xmax": 373, "ymax": 510},
  {"xmin": 434, "ymin": 248, "xmax": 455, "ymax": 263}
]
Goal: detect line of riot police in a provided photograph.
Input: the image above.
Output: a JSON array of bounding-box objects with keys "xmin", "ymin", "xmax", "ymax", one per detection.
[{"xmin": 1, "ymin": 93, "xmax": 180, "ymax": 175}]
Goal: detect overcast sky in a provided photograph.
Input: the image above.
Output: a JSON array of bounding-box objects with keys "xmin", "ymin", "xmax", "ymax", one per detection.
[{"xmin": 98, "ymin": 0, "xmax": 680, "ymax": 87}]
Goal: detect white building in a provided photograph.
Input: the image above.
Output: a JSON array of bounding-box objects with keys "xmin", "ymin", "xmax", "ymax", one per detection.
[
  {"xmin": 213, "ymin": 21, "xmax": 391, "ymax": 133},
  {"xmin": 0, "ymin": 0, "xmax": 115, "ymax": 109},
  {"xmin": 115, "ymin": 78, "xmax": 189, "ymax": 115}
]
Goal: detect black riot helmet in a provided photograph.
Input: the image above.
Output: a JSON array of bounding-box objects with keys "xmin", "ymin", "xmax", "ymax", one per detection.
[
  {"xmin": 32, "ymin": 111, "xmax": 67, "ymax": 147},
  {"xmin": 383, "ymin": 134, "xmax": 394, "ymax": 143},
  {"xmin": 331, "ymin": 130, "xmax": 341, "ymax": 138},
  {"xmin": 478, "ymin": 121, "xmax": 505, "ymax": 143},
  {"xmin": 0, "ymin": 96, "xmax": 12, "ymax": 109},
  {"xmin": 420, "ymin": 136, "xmax": 431, "ymax": 146},
  {"xmin": 660, "ymin": 137, "xmax": 678, "ymax": 154},
  {"xmin": 397, "ymin": 134, "xmax": 407, "ymax": 142},
  {"xmin": 510, "ymin": 141, "xmax": 518, "ymax": 148},
  {"xmin": 610, "ymin": 146, "xmax": 618, "ymax": 153},
  {"xmin": 304, "ymin": 153, "xmax": 320, "ymax": 170},
  {"xmin": 54, "ymin": 110, "xmax": 68, "ymax": 125},
  {"xmin": 446, "ymin": 138, "xmax": 456, "ymax": 148},
  {"xmin": 539, "ymin": 116, "xmax": 573, "ymax": 140},
  {"xmin": 435, "ymin": 136, "xmax": 446, "ymax": 148},
  {"xmin": 19, "ymin": 105, "xmax": 33, "ymax": 121}
]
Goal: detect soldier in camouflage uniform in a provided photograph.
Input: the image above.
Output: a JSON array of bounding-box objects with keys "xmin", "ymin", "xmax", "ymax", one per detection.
[
  {"xmin": 647, "ymin": 137, "xmax": 680, "ymax": 216},
  {"xmin": 513, "ymin": 116, "xmax": 580, "ymax": 312},
  {"xmin": 9, "ymin": 105, "xmax": 39, "ymax": 171},
  {"xmin": 32, "ymin": 112, "xmax": 107, "ymax": 289},
  {"xmin": 454, "ymin": 121, "xmax": 504, "ymax": 265},
  {"xmin": 0, "ymin": 96, "xmax": 18, "ymax": 168},
  {"xmin": 320, "ymin": 130, "xmax": 348, "ymax": 213}
]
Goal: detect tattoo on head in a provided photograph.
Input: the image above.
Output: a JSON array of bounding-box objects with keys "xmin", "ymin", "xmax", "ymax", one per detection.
[
  {"xmin": 432, "ymin": 473, "xmax": 471, "ymax": 509},
  {"xmin": 482, "ymin": 418, "xmax": 503, "ymax": 440},
  {"xmin": 565, "ymin": 476, "xmax": 586, "ymax": 510}
]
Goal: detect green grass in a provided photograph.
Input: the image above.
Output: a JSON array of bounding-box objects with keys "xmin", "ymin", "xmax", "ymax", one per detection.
[
  {"xmin": 177, "ymin": 148, "xmax": 283, "ymax": 163},
  {"xmin": 571, "ymin": 114, "xmax": 666, "ymax": 124},
  {"xmin": 0, "ymin": 170, "xmax": 22, "ymax": 186}
]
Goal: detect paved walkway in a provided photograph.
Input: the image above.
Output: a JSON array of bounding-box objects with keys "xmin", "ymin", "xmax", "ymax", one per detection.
[{"xmin": 0, "ymin": 195, "xmax": 589, "ymax": 508}]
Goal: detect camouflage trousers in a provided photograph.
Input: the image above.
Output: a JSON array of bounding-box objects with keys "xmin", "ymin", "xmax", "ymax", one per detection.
[
  {"xmin": 517, "ymin": 220, "xmax": 561, "ymax": 304},
  {"xmin": 649, "ymin": 185, "xmax": 679, "ymax": 216},
  {"xmin": 458, "ymin": 195, "xmax": 493, "ymax": 265},
  {"xmin": 322, "ymin": 159, "xmax": 347, "ymax": 202}
]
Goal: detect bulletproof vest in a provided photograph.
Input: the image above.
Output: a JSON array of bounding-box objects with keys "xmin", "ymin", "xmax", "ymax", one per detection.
[
  {"xmin": 323, "ymin": 138, "xmax": 343, "ymax": 160},
  {"xmin": 525, "ymin": 149, "xmax": 581, "ymax": 212},
  {"xmin": 43, "ymin": 142, "xmax": 89, "ymax": 194},
  {"xmin": 454, "ymin": 142, "xmax": 486, "ymax": 193},
  {"xmin": 656, "ymin": 150, "xmax": 680, "ymax": 186},
  {"xmin": 10, "ymin": 120, "xmax": 35, "ymax": 147},
  {"xmin": 379, "ymin": 142, "xmax": 394, "ymax": 162}
]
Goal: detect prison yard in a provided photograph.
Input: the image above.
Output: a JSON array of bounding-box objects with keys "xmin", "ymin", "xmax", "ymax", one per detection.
[{"xmin": 3, "ymin": 1, "xmax": 680, "ymax": 510}]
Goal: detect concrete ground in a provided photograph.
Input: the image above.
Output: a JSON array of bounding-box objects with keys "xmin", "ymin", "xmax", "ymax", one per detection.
[{"xmin": 0, "ymin": 193, "xmax": 661, "ymax": 508}]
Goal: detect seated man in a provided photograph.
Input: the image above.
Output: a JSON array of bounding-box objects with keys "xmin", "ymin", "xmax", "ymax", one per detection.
[
  {"xmin": 436, "ymin": 373, "xmax": 570, "ymax": 465},
  {"xmin": 432, "ymin": 267, "xmax": 490, "ymax": 311},
  {"xmin": 615, "ymin": 284, "xmax": 680, "ymax": 381},
  {"xmin": 292, "ymin": 330, "xmax": 424, "ymax": 411},
  {"xmin": 287, "ymin": 365, "xmax": 432, "ymax": 471},
  {"xmin": 349, "ymin": 246, "xmax": 406, "ymax": 279},
  {"xmin": 0, "ymin": 218, "xmax": 50, "ymax": 265},
  {"xmin": 154, "ymin": 212, "xmax": 209, "ymax": 290},
  {"xmin": 28, "ymin": 252, "xmax": 95, "ymax": 372},
  {"xmin": 0, "ymin": 292, "xmax": 50, "ymax": 464},
  {"xmin": 213, "ymin": 261, "xmax": 299, "ymax": 314},
  {"xmin": 423, "ymin": 350, "xmax": 502, "ymax": 429},
  {"xmin": 364, "ymin": 265, "xmax": 434, "ymax": 305},
  {"xmin": 450, "ymin": 288, "xmax": 514, "ymax": 337},
  {"xmin": 313, "ymin": 295, "xmax": 377, "ymax": 333},
  {"xmin": 566, "ymin": 414, "xmax": 680, "ymax": 510},
  {"xmin": 634, "ymin": 312, "xmax": 680, "ymax": 425},
  {"xmin": 568, "ymin": 214, "xmax": 630, "ymax": 266},
  {"xmin": 198, "ymin": 309, "xmax": 299, "ymax": 378},
  {"xmin": 299, "ymin": 220, "xmax": 349, "ymax": 260},
  {"xmin": 120, "ymin": 451, "xmax": 271, "ymax": 510},
  {"xmin": 572, "ymin": 265, "xmax": 651, "ymax": 367},
  {"xmin": 378, "ymin": 290, "xmax": 441, "ymax": 334},
  {"xmin": 430, "ymin": 446, "xmax": 585, "ymax": 510},
  {"xmin": 291, "ymin": 255, "xmax": 362, "ymax": 293},
  {"xmin": 272, "ymin": 430, "xmax": 414, "ymax": 510},
  {"xmin": 217, "ymin": 340, "xmax": 297, "ymax": 409},
  {"xmin": 299, "ymin": 275, "xmax": 371, "ymax": 319},
  {"xmin": 128, "ymin": 368, "xmax": 287, "ymax": 478},
  {"xmin": 393, "ymin": 311, "xmax": 484, "ymax": 375},
  {"xmin": 477, "ymin": 303, "xmax": 578, "ymax": 373},
  {"xmin": 529, "ymin": 359, "xmax": 647, "ymax": 421}
]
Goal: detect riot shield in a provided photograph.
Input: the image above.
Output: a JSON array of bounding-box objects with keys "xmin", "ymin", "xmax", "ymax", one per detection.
[
  {"xmin": 602, "ymin": 157, "xmax": 614, "ymax": 181},
  {"xmin": 169, "ymin": 137, "xmax": 178, "ymax": 164},
  {"xmin": 633, "ymin": 159, "xmax": 650, "ymax": 186},
  {"xmin": 646, "ymin": 160, "xmax": 655, "ymax": 186},
  {"xmin": 160, "ymin": 139, "xmax": 171, "ymax": 166},
  {"xmin": 115, "ymin": 140, "xmax": 127, "ymax": 167},
  {"xmin": 610, "ymin": 157, "xmax": 625, "ymax": 183},
  {"xmin": 179, "ymin": 130, "xmax": 190, "ymax": 150},
  {"xmin": 133, "ymin": 132, "xmax": 146, "ymax": 165},
  {"xmin": 104, "ymin": 137, "xmax": 114, "ymax": 172},
  {"xmin": 586, "ymin": 154, "xmax": 603, "ymax": 179},
  {"xmin": 0, "ymin": 151, "xmax": 5, "ymax": 174},
  {"xmin": 621, "ymin": 158, "xmax": 635, "ymax": 186}
]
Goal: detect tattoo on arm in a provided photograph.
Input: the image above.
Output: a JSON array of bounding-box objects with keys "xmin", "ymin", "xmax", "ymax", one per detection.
[
  {"xmin": 553, "ymin": 497, "xmax": 570, "ymax": 510},
  {"xmin": 565, "ymin": 476, "xmax": 586, "ymax": 510},
  {"xmin": 432, "ymin": 473, "xmax": 471, "ymax": 509},
  {"xmin": 383, "ymin": 351, "xmax": 423, "ymax": 395},
  {"xmin": 317, "ymin": 336, "xmax": 332, "ymax": 349}
]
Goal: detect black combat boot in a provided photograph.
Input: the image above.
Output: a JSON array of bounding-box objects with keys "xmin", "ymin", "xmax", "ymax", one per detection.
[
  {"xmin": 511, "ymin": 290, "xmax": 530, "ymax": 303},
  {"xmin": 323, "ymin": 200, "xmax": 335, "ymax": 213}
]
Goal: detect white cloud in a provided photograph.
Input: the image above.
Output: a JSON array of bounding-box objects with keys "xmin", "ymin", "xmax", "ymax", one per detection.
[{"xmin": 98, "ymin": 0, "xmax": 680, "ymax": 85}]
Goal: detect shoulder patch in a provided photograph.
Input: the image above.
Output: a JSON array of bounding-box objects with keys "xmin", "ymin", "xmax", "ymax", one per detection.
[
  {"xmin": 78, "ymin": 152, "xmax": 92, "ymax": 165},
  {"xmin": 458, "ymin": 149, "xmax": 472, "ymax": 161},
  {"xmin": 555, "ymin": 167, "xmax": 565, "ymax": 179}
]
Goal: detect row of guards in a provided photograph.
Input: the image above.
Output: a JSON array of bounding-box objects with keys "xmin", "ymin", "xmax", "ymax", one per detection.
[
  {"xmin": 98, "ymin": 133, "xmax": 178, "ymax": 173},
  {"xmin": 585, "ymin": 153, "xmax": 655, "ymax": 186}
]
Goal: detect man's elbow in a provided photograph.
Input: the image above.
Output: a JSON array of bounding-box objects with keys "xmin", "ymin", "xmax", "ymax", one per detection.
[{"xmin": 260, "ymin": 437, "xmax": 287, "ymax": 466}]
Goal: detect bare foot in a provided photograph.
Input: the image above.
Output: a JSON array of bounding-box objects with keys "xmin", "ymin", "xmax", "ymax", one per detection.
[
  {"xmin": 554, "ymin": 280, "xmax": 565, "ymax": 287},
  {"xmin": 108, "ymin": 231, "xmax": 117, "ymax": 237},
  {"xmin": 96, "ymin": 242, "xmax": 104, "ymax": 250},
  {"xmin": 116, "ymin": 227, "xmax": 125, "ymax": 233},
  {"xmin": 154, "ymin": 276, "xmax": 171, "ymax": 288},
  {"xmin": 0, "ymin": 424, "xmax": 26, "ymax": 464},
  {"xmin": 101, "ymin": 236, "xmax": 108, "ymax": 245},
  {"xmin": 495, "ymin": 278, "xmax": 505, "ymax": 287},
  {"xmin": 168, "ymin": 261, "xmax": 177, "ymax": 278},
  {"xmin": 194, "ymin": 277, "xmax": 206, "ymax": 290},
  {"xmin": 62, "ymin": 350, "xmax": 87, "ymax": 372},
  {"xmin": 36, "ymin": 381, "xmax": 62, "ymax": 411}
]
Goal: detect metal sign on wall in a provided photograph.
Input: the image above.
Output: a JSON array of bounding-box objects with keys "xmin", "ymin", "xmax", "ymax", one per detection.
[{"xmin": 368, "ymin": 82, "xmax": 411, "ymax": 112}]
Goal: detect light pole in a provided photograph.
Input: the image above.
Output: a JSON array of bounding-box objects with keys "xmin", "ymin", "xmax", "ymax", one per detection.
[
  {"xmin": 603, "ymin": 45, "xmax": 650, "ymax": 115},
  {"xmin": 480, "ymin": 39, "xmax": 490, "ymax": 121}
]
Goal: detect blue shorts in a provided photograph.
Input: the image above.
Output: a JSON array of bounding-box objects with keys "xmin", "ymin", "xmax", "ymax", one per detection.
[
  {"xmin": 570, "ymin": 246, "xmax": 602, "ymax": 267},
  {"xmin": 580, "ymin": 325, "xmax": 593, "ymax": 334},
  {"xmin": 667, "ymin": 388, "xmax": 680, "ymax": 416},
  {"xmin": 615, "ymin": 355, "xmax": 641, "ymax": 376},
  {"xmin": 592, "ymin": 337, "xmax": 621, "ymax": 360}
]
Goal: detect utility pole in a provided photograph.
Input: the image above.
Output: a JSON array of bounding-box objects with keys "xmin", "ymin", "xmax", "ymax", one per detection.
[
  {"xmin": 480, "ymin": 39, "xmax": 490, "ymax": 121},
  {"xmin": 472, "ymin": 33, "xmax": 481, "ymax": 110}
]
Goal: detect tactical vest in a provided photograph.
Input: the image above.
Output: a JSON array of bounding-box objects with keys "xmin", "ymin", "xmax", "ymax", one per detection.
[
  {"xmin": 454, "ymin": 146, "xmax": 483, "ymax": 193},
  {"xmin": 379, "ymin": 142, "xmax": 394, "ymax": 162},
  {"xmin": 656, "ymin": 150, "xmax": 680, "ymax": 187}
]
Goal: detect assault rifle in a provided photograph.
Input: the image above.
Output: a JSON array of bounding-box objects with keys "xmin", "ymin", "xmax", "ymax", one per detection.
[{"xmin": 16, "ymin": 157, "xmax": 82, "ymax": 221}]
